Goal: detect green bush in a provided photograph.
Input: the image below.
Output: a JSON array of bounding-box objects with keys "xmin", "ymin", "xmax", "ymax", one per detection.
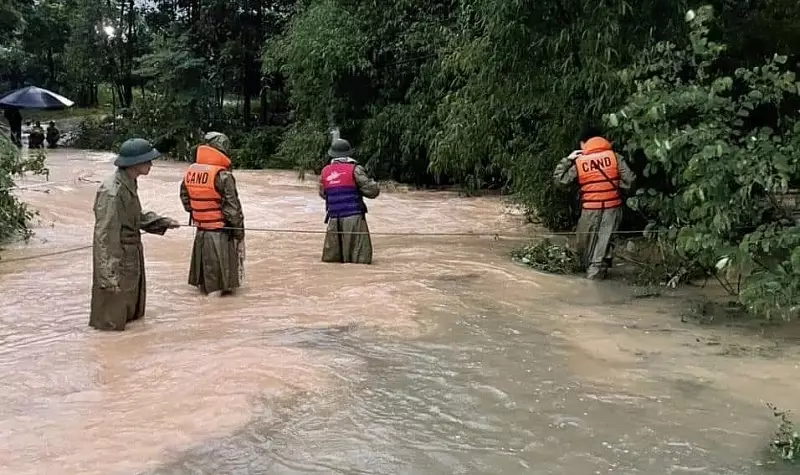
[
  {"xmin": 230, "ymin": 126, "xmax": 289, "ymax": 169},
  {"xmin": 605, "ymin": 5, "xmax": 800, "ymax": 320},
  {"xmin": 72, "ymin": 116, "xmax": 120, "ymax": 151},
  {"xmin": 72, "ymin": 98, "xmax": 210, "ymax": 161},
  {"xmin": 0, "ymin": 136, "xmax": 49, "ymax": 244},
  {"xmin": 72, "ymin": 97, "xmax": 293, "ymax": 167},
  {"xmin": 272, "ymin": 120, "xmax": 329, "ymax": 178},
  {"xmin": 115, "ymin": 96, "xmax": 204, "ymax": 161}
]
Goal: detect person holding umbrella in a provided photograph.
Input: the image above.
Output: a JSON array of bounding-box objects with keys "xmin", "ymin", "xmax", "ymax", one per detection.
[
  {"xmin": 3, "ymin": 108, "xmax": 22, "ymax": 147},
  {"xmin": 0, "ymin": 86, "xmax": 74, "ymax": 148}
]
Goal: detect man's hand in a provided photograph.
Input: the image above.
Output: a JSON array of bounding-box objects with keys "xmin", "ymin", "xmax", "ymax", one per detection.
[
  {"xmin": 164, "ymin": 218, "xmax": 181, "ymax": 229},
  {"xmin": 99, "ymin": 277, "xmax": 120, "ymax": 293},
  {"xmin": 568, "ymin": 149, "xmax": 583, "ymax": 160}
]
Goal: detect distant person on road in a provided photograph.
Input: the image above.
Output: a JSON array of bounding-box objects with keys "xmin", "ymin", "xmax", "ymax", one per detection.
[
  {"xmin": 553, "ymin": 132, "xmax": 636, "ymax": 280},
  {"xmin": 46, "ymin": 121, "xmax": 60, "ymax": 148},
  {"xmin": 318, "ymin": 138, "xmax": 380, "ymax": 264},
  {"xmin": 180, "ymin": 132, "xmax": 245, "ymax": 296},
  {"xmin": 3, "ymin": 108, "xmax": 22, "ymax": 147},
  {"xmin": 90, "ymin": 138, "xmax": 180, "ymax": 331},
  {"xmin": 28, "ymin": 120, "xmax": 44, "ymax": 148}
]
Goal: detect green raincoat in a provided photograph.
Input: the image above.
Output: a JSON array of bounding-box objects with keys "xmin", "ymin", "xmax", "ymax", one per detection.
[
  {"xmin": 318, "ymin": 161, "xmax": 380, "ymax": 264},
  {"xmin": 180, "ymin": 170, "xmax": 245, "ymax": 294},
  {"xmin": 553, "ymin": 152, "xmax": 635, "ymax": 279},
  {"xmin": 90, "ymin": 169, "xmax": 175, "ymax": 330}
]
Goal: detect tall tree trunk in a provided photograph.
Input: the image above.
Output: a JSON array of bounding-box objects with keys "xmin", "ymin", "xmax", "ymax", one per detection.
[
  {"xmin": 241, "ymin": 0, "xmax": 251, "ymax": 127},
  {"xmin": 242, "ymin": 75, "xmax": 251, "ymax": 127},
  {"xmin": 123, "ymin": 82, "xmax": 133, "ymax": 107},
  {"xmin": 47, "ymin": 49, "xmax": 55, "ymax": 87},
  {"xmin": 259, "ymin": 85, "xmax": 268, "ymax": 125},
  {"xmin": 256, "ymin": 0, "xmax": 266, "ymax": 125},
  {"xmin": 123, "ymin": 0, "xmax": 135, "ymax": 107}
]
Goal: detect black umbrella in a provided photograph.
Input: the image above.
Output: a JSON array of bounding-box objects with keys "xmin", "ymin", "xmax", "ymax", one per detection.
[{"xmin": 0, "ymin": 86, "xmax": 74, "ymax": 110}]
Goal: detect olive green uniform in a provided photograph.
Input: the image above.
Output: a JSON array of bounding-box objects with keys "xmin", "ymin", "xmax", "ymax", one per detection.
[
  {"xmin": 553, "ymin": 152, "xmax": 635, "ymax": 279},
  {"xmin": 318, "ymin": 160, "xmax": 380, "ymax": 263},
  {"xmin": 318, "ymin": 138, "xmax": 380, "ymax": 264},
  {"xmin": 179, "ymin": 132, "xmax": 245, "ymax": 294},
  {"xmin": 90, "ymin": 140, "xmax": 177, "ymax": 330}
]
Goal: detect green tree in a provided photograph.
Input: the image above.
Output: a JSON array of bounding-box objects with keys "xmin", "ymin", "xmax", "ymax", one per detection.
[
  {"xmin": 606, "ymin": 5, "xmax": 800, "ymax": 319},
  {"xmin": 0, "ymin": 0, "xmax": 26, "ymax": 44},
  {"xmin": 20, "ymin": 0, "xmax": 70, "ymax": 87}
]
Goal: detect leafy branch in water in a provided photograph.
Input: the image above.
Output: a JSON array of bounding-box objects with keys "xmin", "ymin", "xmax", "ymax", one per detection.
[
  {"xmin": 0, "ymin": 136, "xmax": 48, "ymax": 244},
  {"xmin": 512, "ymin": 239, "xmax": 582, "ymax": 275},
  {"xmin": 14, "ymin": 149, "xmax": 49, "ymax": 179},
  {"xmin": 768, "ymin": 403, "xmax": 800, "ymax": 461}
]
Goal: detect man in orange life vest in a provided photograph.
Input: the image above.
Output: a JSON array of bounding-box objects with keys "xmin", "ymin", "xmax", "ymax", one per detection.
[
  {"xmin": 553, "ymin": 133, "xmax": 636, "ymax": 280},
  {"xmin": 180, "ymin": 132, "xmax": 245, "ymax": 295},
  {"xmin": 318, "ymin": 137, "xmax": 380, "ymax": 264}
]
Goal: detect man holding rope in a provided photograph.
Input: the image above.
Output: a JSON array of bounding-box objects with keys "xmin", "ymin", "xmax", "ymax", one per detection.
[
  {"xmin": 553, "ymin": 131, "xmax": 636, "ymax": 280},
  {"xmin": 318, "ymin": 137, "xmax": 380, "ymax": 264},
  {"xmin": 180, "ymin": 132, "xmax": 245, "ymax": 295},
  {"xmin": 90, "ymin": 138, "xmax": 180, "ymax": 331}
]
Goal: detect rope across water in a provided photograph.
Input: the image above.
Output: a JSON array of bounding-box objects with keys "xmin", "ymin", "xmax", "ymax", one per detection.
[
  {"xmin": 0, "ymin": 223, "xmax": 660, "ymax": 265},
  {"xmin": 0, "ymin": 177, "xmax": 662, "ymax": 265}
]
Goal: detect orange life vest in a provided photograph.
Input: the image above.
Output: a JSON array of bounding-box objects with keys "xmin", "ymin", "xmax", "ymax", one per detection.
[
  {"xmin": 575, "ymin": 137, "xmax": 622, "ymax": 210},
  {"xmin": 183, "ymin": 145, "xmax": 232, "ymax": 230}
]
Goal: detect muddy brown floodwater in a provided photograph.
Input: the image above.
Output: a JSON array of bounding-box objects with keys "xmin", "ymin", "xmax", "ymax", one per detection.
[{"xmin": 1, "ymin": 149, "xmax": 799, "ymax": 474}]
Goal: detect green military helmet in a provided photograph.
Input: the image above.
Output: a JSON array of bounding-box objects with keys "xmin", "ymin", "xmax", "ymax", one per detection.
[
  {"xmin": 328, "ymin": 138, "xmax": 354, "ymax": 159},
  {"xmin": 113, "ymin": 138, "xmax": 161, "ymax": 168},
  {"xmin": 204, "ymin": 131, "xmax": 231, "ymax": 155}
]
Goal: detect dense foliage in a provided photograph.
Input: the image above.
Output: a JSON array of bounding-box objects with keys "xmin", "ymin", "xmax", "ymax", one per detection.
[
  {"xmin": 0, "ymin": 134, "xmax": 29, "ymax": 243},
  {"xmin": 2, "ymin": 0, "xmax": 800, "ymax": 318},
  {"xmin": 606, "ymin": 6, "xmax": 800, "ymax": 319},
  {"xmin": 0, "ymin": 134, "xmax": 49, "ymax": 244}
]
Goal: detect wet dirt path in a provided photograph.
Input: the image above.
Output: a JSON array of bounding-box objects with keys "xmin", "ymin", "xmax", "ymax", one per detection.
[{"xmin": 0, "ymin": 149, "xmax": 798, "ymax": 474}]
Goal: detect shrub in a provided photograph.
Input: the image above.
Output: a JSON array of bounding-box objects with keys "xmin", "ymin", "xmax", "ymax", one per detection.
[
  {"xmin": 230, "ymin": 126, "xmax": 289, "ymax": 169},
  {"xmin": 605, "ymin": 5, "xmax": 800, "ymax": 319},
  {"xmin": 0, "ymin": 136, "xmax": 49, "ymax": 244},
  {"xmin": 511, "ymin": 239, "xmax": 582, "ymax": 275}
]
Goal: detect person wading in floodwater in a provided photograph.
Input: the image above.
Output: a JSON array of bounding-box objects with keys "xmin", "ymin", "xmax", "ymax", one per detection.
[
  {"xmin": 28, "ymin": 120, "xmax": 44, "ymax": 148},
  {"xmin": 553, "ymin": 130, "xmax": 636, "ymax": 280},
  {"xmin": 318, "ymin": 137, "xmax": 380, "ymax": 264},
  {"xmin": 90, "ymin": 138, "xmax": 180, "ymax": 331},
  {"xmin": 46, "ymin": 120, "xmax": 60, "ymax": 148},
  {"xmin": 180, "ymin": 132, "xmax": 245, "ymax": 295}
]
